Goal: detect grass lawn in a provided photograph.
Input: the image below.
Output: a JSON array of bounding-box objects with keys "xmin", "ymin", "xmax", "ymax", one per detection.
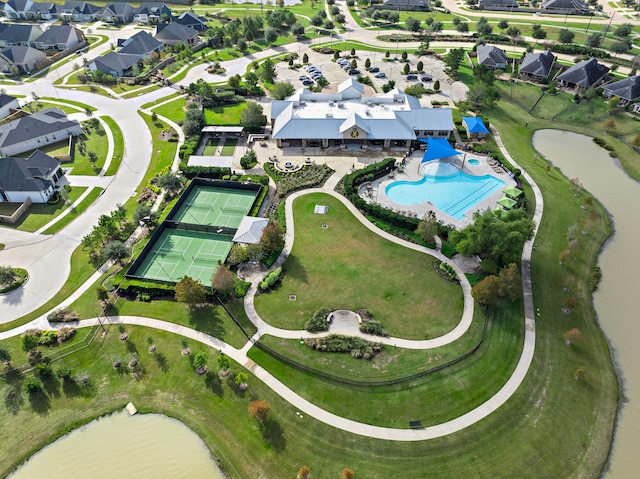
[
  {"xmin": 68, "ymin": 123, "xmax": 109, "ymax": 175},
  {"xmin": 152, "ymin": 96, "xmax": 185, "ymax": 124},
  {"xmin": 42, "ymin": 188, "xmax": 103, "ymax": 235},
  {"xmin": 141, "ymin": 92, "xmax": 183, "ymax": 110},
  {"xmin": 121, "ymin": 84, "xmax": 161, "ymax": 99},
  {"xmin": 202, "ymin": 137, "xmax": 219, "ymax": 155},
  {"xmin": 16, "ymin": 141, "xmax": 69, "ymax": 159},
  {"xmin": 102, "ymin": 116, "xmax": 124, "ymax": 176},
  {"xmin": 0, "ymin": 187, "xmax": 87, "ymax": 233},
  {"xmin": 22, "ymin": 101, "xmax": 80, "ymax": 115},
  {"xmin": 254, "ymin": 193, "xmax": 463, "ymax": 339},
  {"xmin": 40, "ymin": 97, "xmax": 96, "ymax": 112},
  {"xmin": 204, "ymin": 103, "xmax": 247, "ymax": 126},
  {"xmin": 220, "ymin": 138, "xmax": 237, "ymax": 156}
]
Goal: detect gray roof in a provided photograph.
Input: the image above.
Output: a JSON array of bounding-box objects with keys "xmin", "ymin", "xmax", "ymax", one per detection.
[
  {"xmin": 102, "ymin": 2, "xmax": 133, "ymax": 15},
  {"xmin": 604, "ymin": 75, "xmax": 640, "ymax": 102},
  {"xmin": 477, "ymin": 45, "xmax": 508, "ymax": 67},
  {"xmin": 174, "ymin": 10, "xmax": 207, "ymax": 27},
  {"xmin": 0, "ymin": 108, "xmax": 81, "ymax": 150},
  {"xmin": 0, "ymin": 93, "xmax": 18, "ymax": 108},
  {"xmin": 232, "ymin": 217, "xmax": 269, "ymax": 244},
  {"xmin": 28, "ymin": 2, "xmax": 59, "ymax": 15},
  {"xmin": 134, "ymin": 2, "xmax": 167, "ymax": 15},
  {"xmin": 542, "ymin": 0, "xmax": 588, "ymax": 10},
  {"xmin": 34, "ymin": 25, "xmax": 79, "ymax": 46},
  {"xmin": 6, "ymin": 0, "xmax": 31, "ymax": 12},
  {"xmin": 91, "ymin": 51, "xmax": 139, "ymax": 74},
  {"xmin": 61, "ymin": 1, "xmax": 101, "ymax": 15},
  {"xmin": 558, "ymin": 58, "xmax": 610, "ymax": 88},
  {"xmin": 519, "ymin": 50, "xmax": 555, "ymax": 77},
  {"xmin": 338, "ymin": 78, "xmax": 365, "ymax": 95},
  {"xmin": 479, "ymin": 0, "xmax": 518, "ymax": 6},
  {"xmin": 155, "ymin": 22, "xmax": 198, "ymax": 43},
  {"xmin": 0, "ymin": 24, "xmax": 43, "ymax": 44},
  {"xmin": 0, "ymin": 45, "xmax": 46, "ymax": 65},
  {"xmin": 119, "ymin": 31, "xmax": 162, "ymax": 56},
  {"xmin": 0, "ymin": 150, "xmax": 59, "ymax": 193}
]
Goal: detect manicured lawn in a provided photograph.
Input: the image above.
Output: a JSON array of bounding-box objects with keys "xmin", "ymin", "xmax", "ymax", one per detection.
[
  {"xmin": 202, "ymin": 137, "xmax": 219, "ymax": 155},
  {"xmin": 42, "ymin": 188, "xmax": 104, "ymax": 235},
  {"xmin": 102, "ymin": 116, "xmax": 124, "ymax": 176},
  {"xmin": 22, "ymin": 101, "xmax": 80, "ymax": 115},
  {"xmin": 121, "ymin": 84, "xmax": 161, "ymax": 99},
  {"xmin": 40, "ymin": 97, "xmax": 96, "ymax": 112},
  {"xmin": 254, "ymin": 193, "xmax": 463, "ymax": 339},
  {"xmin": 220, "ymin": 138, "xmax": 237, "ymax": 156},
  {"xmin": 141, "ymin": 92, "xmax": 183, "ymax": 110},
  {"xmin": 68, "ymin": 123, "xmax": 109, "ymax": 175},
  {"xmin": 152, "ymin": 96, "xmax": 185, "ymax": 124},
  {"xmin": 16, "ymin": 141, "xmax": 69, "ymax": 159},
  {"xmin": 0, "ymin": 187, "xmax": 87, "ymax": 233},
  {"xmin": 204, "ymin": 103, "xmax": 247, "ymax": 126}
]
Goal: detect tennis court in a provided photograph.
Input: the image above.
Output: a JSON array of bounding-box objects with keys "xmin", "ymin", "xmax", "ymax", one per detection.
[
  {"xmin": 131, "ymin": 228, "xmax": 232, "ymax": 284},
  {"xmin": 171, "ymin": 185, "xmax": 256, "ymax": 229}
]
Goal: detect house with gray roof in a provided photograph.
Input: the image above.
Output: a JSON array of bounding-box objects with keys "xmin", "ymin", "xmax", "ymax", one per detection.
[
  {"xmin": 133, "ymin": 2, "xmax": 171, "ymax": 24},
  {"xmin": 478, "ymin": 0, "xmax": 518, "ymax": 9},
  {"xmin": 86, "ymin": 51, "xmax": 139, "ymax": 77},
  {"xmin": 59, "ymin": 1, "xmax": 101, "ymax": 22},
  {"xmin": 519, "ymin": 50, "xmax": 555, "ymax": 81},
  {"xmin": 476, "ymin": 45, "xmax": 508, "ymax": 70},
  {"xmin": 603, "ymin": 76, "xmax": 640, "ymax": 104},
  {"xmin": 0, "ymin": 150, "xmax": 67, "ymax": 204},
  {"xmin": 0, "ymin": 24, "xmax": 43, "ymax": 48},
  {"xmin": 557, "ymin": 58, "xmax": 610, "ymax": 90},
  {"xmin": 542, "ymin": 0, "xmax": 589, "ymax": 14},
  {"xmin": 172, "ymin": 11, "xmax": 208, "ymax": 32},
  {"xmin": 3, "ymin": 0, "xmax": 33, "ymax": 19},
  {"xmin": 99, "ymin": 2, "xmax": 134, "ymax": 23},
  {"xmin": 270, "ymin": 79, "xmax": 454, "ymax": 149},
  {"xmin": 26, "ymin": 2, "xmax": 59, "ymax": 20},
  {"xmin": 0, "ymin": 94, "xmax": 20, "ymax": 119},
  {"xmin": 0, "ymin": 108, "xmax": 83, "ymax": 156},
  {"xmin": 155, "ymin": 22, "xmax": 200, "ymax": 47},
  {"xmin": 118, "ymin": 30, "xmax": 163, "ymax": 59},
  {"xmin": 33, "ymin": 25, "xmax": 85, "ymax": 51},
  {"xmin": 382, "ymin": 0, "xmax": 429, "ymax": 10},
  {"xmin": 0, "ymin": 45, "xmax": 46, "ymax": 74}
]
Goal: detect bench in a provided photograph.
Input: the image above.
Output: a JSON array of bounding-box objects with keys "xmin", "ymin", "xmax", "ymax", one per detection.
[{"xmin": 408, "ymin": 420, "xmax": 423, "ymax": 429}]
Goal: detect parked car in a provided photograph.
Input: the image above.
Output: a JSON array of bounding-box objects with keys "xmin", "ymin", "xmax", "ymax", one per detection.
[
  {"xmin": 302, "ymin": 79, "xmax": 314, "ymax": 86},
  {"xmin": 348, "ymin": 69, "xmax": 360, "ymax": 75},
  {"xmin": 311, "ymin": 73, "xmax": 323, "ymax": 80},
  {"xmin": 304, "ymin": 65, "xmax": 316, "ymax": 71},
  {"xmin": 299, "ymin": 74, "xmax": 310, "ymax": 80},
  {"xmin": 369, "ymin": 67, "xmax": 379, "ymax": 73},
  {"xmin": 337, "ymin": 59, "xmax": 349, "ymax": 65},
  {"xmin": 374, "ymin": 72, "xmax": 386, "ymax": 78},
  {"xmin": 406, "ymin": 74, "xmax": 418, "ymax": 80},
  {"xmin": 342, "ymin": 65, "xmax": 351, "ymax": 71},
  {"xmin": 421, "ymin": 75, "xmax": 433, "ymax": 82}
]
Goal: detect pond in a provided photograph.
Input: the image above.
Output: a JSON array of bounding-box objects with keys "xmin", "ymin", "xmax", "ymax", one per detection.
[
  {"xmin": 8, "ymin": 411, "xmax": 226, "ymax": 479},
  {"xmin": 533, "ymin": 129, "xmax": 640, "ymax": 479}
]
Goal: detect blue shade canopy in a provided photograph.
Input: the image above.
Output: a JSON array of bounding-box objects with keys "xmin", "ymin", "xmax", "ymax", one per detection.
[
  {"xmin": 461, "ymin": 117, "xmax": 490, "ymax": 134},
  {"xmin": 419, "ymin": 137, "xmax": 461, "ymax": 163}
]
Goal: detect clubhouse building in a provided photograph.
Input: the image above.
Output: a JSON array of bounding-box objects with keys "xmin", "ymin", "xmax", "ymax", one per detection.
[{"xmin": 269, "ymin": 79, "xmax": 454, "ymax": 150}]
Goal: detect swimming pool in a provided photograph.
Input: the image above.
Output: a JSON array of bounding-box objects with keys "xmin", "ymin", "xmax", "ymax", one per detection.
[
  {"xmin": 385, "ymin": 161, "xmax": 505, "ymax": 220},
  {"xmin": 468, "ymin": 159, "xmax": 481, "ymax": 166}
]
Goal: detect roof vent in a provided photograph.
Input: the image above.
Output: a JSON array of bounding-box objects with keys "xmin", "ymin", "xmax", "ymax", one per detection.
[
  {"xmin": 326, "ymin": 113, "xmax": 333, "ymax": 118},
  {"xmin": 337, "ymin": 102, "xmax": 344, "ymax": 108},
  {"xmin": 365, "ymin": 109, "xmax": 371, "ymax": 116}
]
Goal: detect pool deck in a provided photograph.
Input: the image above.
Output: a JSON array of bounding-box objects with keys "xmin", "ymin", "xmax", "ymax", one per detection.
[{"xmin": 360, "ymin": 153, "xmax": 518, "ymax": 229}]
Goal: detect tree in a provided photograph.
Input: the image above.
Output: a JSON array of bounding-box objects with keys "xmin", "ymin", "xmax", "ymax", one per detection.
[
  {"xmin": 405, "ymin": 17, "xmax": 421, "ymax": 33},
  {"xmin": 532, "ymin": 26, "xmax": 547, "ymax": 42},
  {"xmin": 297, "ymin": 466, "xmax": 311, "ymax": 479},
  {"xmin": 272, "ymin": 81, "xmax": 295, "ymax": 100},
  {"xmin": 350, "ymin": 47, "xmax": 356, "ymax": 56},
  {"xmin": 264, "ymin": 27, "xmax": 278, "ymax": 44},
  {"xmin": 248, "ymin": 399, "xmax": 272, "ymax": 422},
  {"xmin": 0, "ymin": 265, "xmax": 15, "ymax": 286},
  {"xmin": 217, "ymin": 353, "xmax": 231, "ymax": 372},
  {"xmin": 259, "ymin": 221, "xmax": 285, "ymax": 253},
  {"xmin": 476, "ymin": 17, "xmax": 492, "ymax": 35},
  {"xmin": 466, "ymin": 82, "xmax": 500, "ymax": 108},
  {"xmin": 415, "ymin": 212, "xmax": 439, "ymax": 244},
  {"xmin": 183, "ymin": 102, "xmax": 204, "ymax": 136},
  {"xmin": 497, "ymin": 263, "xmax": 520, "ymax": 301},
  {"xmin": 610, "ymin": 40, "xmax": 630, "ymax": 56},
  {"xmin": 456, "ymin": 22, "xmax": 469, "ymax": 33},
  {"xmin": 0, "ymin": 345, "xmax": 11, "ymax": 367},
  {"xmin": 471, "ymin": 275, "xmax": 500, "ymax": 306},
  {"xmin": 240, "ymin": 102, "xmax": 267, "ymax": 131},
  {"xmin": 401, "ymin": 51, "xmax": 408, "ymax": 61},
  {"xmin": 175, "ymin": 276, "xmax": 207, "ymax": 309},
  {"xmin": 586, "ymin": 33, "xmax": 601, "ymax": 48},
  {"xmin": 506, "ymin": 26, "xmax": 521, "ymax": 40},
  {"xmin": 23, "ymin": 377, "xmax": 43, "ymax": 395},
  {"xmin": 417, "ymin": 61, "xmax": 424, "ymax": 72},
  {"xmin": 450, "ymin": 209, "xmax": 535, "ymax": 269},
  {"xmin": 133, "ymin": 204, "xmax": 154, "ymax": 226},
  {"xmin": 211, "ymin": 265, "xmax": 236, "ymax": 297},
  {"xmin": 240, "ymin": 149, "xmax": 258, "ymax": 169},
  {"xmin": 96, "ymin": 285, "xmax": 110, "ymax": 306},
  {"xmin": 365, "ymin": 58, "xmax": 371, "ymax": 69},
  {"xmin": 631, "ymin": 133, "xmax": 640, "ymax": 151},
  {"xmin": 403, "ymin": 63, "xmax": 411, "ymax": 75},
  {"xmin": 103, "ymin": 240, "xmax": 130, "ymax": 264},
  {"xmin": 563, "ymin": 328, "xmax": 583, "ymax": 346},
  {"xmin": 433, "ymin": 79, "xmax": 440, "ymax": 91},
  {"xmin": 258, "ymin": 58, "xmax": 277, "ymax": 83},
  {"xmin": 342, "ymin": 468, "xmax": 355, "ymax": 479},
  {"xmin": 235, "ymin": 371, "xmax": 249, "ymax": 388},
  {"xmin": 558, "ymin": 29, "xmax": 575, "ymax": 44},
  {"xmin": 292, "ymin": 23, "xmax": 305, "ymax": 36},
  {"xmin": 193, "ymin": 352, "xmax": 208, "ymax": 372},
  {"xmin": 614, "ymin": 23, "xmax": 632, "ymax": 37},
  {"xmin": 302, "ymin": 52, "xmax": 309, "ymax": 64},
  {"xmin": 21, "ymin": 334, "xmax": 39, "ymax": 352},
  {"xmin": 445, "ymin": 48, "xmax": 465, "ymax": 72},
  {"xmin": 603, "ymin": 118, "xmax": 616, "ymax": 133},
  {"xmin": 498, "ymin": 20, "xmax": 509, "ymax": 32}
]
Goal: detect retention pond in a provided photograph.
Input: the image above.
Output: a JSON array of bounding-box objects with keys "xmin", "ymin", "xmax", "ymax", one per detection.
[{"xmin": 533, "ymin": 129, "xmax": 640, "ymax": 478}]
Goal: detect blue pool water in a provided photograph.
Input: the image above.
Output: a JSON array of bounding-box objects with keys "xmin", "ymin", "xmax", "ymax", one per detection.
[
  {"xmin": 385, "ymin": 161, "xmax": 505, "ymax": 220},
  {"xmin": 468, "ymin": 159, "xmax": 481, "ymax": 166}
]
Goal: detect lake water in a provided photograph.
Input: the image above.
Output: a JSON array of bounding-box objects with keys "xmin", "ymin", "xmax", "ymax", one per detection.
[
  {"xmin": 8, "ymin": 411, "xmax": 226, "ymax": 479},
  {"xmin": 533, "ymin": 129, "xmax": 640, "ymax": 478}
]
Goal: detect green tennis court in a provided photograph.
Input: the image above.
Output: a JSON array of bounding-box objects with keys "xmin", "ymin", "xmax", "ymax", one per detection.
[
  {"xmin": 171, "ymin": 185, "xmax": 256, "ymax": 229},
  {"xmin": 132, "ymin": 229, "xmax": 232, "ymax": 284}
]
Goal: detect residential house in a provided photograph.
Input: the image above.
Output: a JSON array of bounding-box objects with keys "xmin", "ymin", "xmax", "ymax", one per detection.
[
  {"xmin": 99, "ymin": 3, "xmax": 135, "ymax": 24},
  {"xmin": 0, "ymin": 94, "xmax": 20, "ymax": 119},
  {"xmin": 381, "ymin": 0, "xmax": 429, "ymax": 10},
  {"xmin": 478, "ymin": 0, "xmax": 519, "ymax": 9},
  {"xmin": 155, "ymin": 22, "xmax": 200, "ymax": 47},
  {"xmin": 541, "ymin": 0, "xmax": 589, "ymax": 14},
  {"xmin": 86, "ymin": 51, "xmax": 139, "ymax": 77},
  {"xmin": 59, "ymin": 1, "xmax": 101, "ymax": 22},
  {"xmin": 133, "ymin": 2, "xmax": 171, "ymax": 24},
  {"xmin": 476, "ymin": 45, "xmax": 508, "ymax": 70},
  {"xmin": 603, "ymin": 76, "xmax": 640, "ymax": 104},
  {"xmin": 0, "ymin": 150, "xmax": 67, "ymax": 204},
  {"xmin": 172, "ymin": 11, "xmax": 208, "ymax": 32},
  {"xmin": 0, "ymin": 45, "xmax": 47, "ymax": 74},
  {"xmin": 0, "ymin": 108, "xmax": 83, "ymax": 156},
  {"xmin": 3, "ymin": 0, "xmax": 34, "ymax": 20},
  {"xmin": 0, "ymin": 24, "xmax": 44, "ymax": 47},
  {"xmin": 118, "ymin": 30, "xmax": 163, "ymax": 59},
  {"xmin": 557, "ymin": 57, "xmax": 610, "ymax": 90},
  {"xmin": 32, "ymin": 25, "xmax": 85, "ymax": 51},
  {"xmin": 519, "ymin": 50, "xmax": 556, "ymax": 82},
  {"xmin": 26, "ymin": 2, "xmax": 59, "ymax": 20}
]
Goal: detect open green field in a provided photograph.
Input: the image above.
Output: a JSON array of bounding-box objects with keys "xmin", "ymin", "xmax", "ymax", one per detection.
[
  {"xmin": 152, "ymin": 96, "xmax": 185, "ymax": 123},
  {"xmin": 204, "ymin": 103, "xmax": 247, "ymax": 126},
  {"xmin": 254, "ymin": 193, "xmax": 463, "ymax": 339}
]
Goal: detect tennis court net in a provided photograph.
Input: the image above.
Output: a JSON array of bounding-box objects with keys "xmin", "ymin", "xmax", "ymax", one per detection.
[{"xmin": 156, "ymin": 249, "xmax": 184, "ymax": 260}]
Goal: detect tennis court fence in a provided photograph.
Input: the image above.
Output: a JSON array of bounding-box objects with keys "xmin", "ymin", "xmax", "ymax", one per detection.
[{"xmin": 174, "ymin": 222, "xmax": 235, "ymax": 236}]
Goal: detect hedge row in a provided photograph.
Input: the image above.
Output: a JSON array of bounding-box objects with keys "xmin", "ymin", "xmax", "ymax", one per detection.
[
  {"xmin": 259, "ymin": 266, "xmax": 283, "ymax": 292},
  {"xmin": 550, "ymin": 44, "xmax": 610, "ymax": 59},
  {"xmin": 305, "ymin": 307, "xmax": 331, "ymax": 332},
  {"xmin": 304, "ymin": 334, "xmax": 383, "ymax": 360}
]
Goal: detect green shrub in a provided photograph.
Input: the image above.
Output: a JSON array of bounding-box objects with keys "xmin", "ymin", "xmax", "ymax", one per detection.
[
  {"xmin": 305, "ymin": 308, "xmax": 331, "ymax": 332},
  {"xmin": 34, "ymin": 362, "xmax": 53, "ymax": 378},
  {"xmin": 440, "ymin": 241, "xmax": 457, "ymax": 259},
  {"xmin": 38, "ymin": 330, "xmax": 58, "ymax": 345},
  {"xmin": 359, "ymin": 320, "xmax": 387, "ymax": 336},
  {"xmin": 258, "ymin": 266, "xmax": 283, "ymax": 292},
  {"xmin": 56, "ymin": 365, "xmax": 73, "ymax": 380},
  {"xmin": 47, "ymin": 308, "xmax": 80, "ymax": 322},
  {"xmin": 235, "ymin": 280, "xmax": 251, "ymax": 298},
  {"xmin": 57, "ymin": 327, "xmax": 76, "ymax": 343},
  {"xmin": 304, "ymin": 334, "xmax": 383, "ymax": 359},
  {"xmin": 23, "ymin": 377, "xmax": 43, "ymax": 395}
]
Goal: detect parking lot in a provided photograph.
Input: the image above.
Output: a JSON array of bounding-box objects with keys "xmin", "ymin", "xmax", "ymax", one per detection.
[{"xmin": 273, "ymin": 49, "xmax": 468, "ymax": 103}]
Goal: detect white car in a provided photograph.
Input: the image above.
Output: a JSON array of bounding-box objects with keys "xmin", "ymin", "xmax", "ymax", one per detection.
[{"xmin": 374, "ymin": 72, "xmax": 386, "ymax": 78}]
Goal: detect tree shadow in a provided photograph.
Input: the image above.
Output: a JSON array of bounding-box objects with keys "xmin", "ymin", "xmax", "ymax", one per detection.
[
  {"xmin": 189, "ymin": 305, "xmax": 227, "ymax": 339},
  {"xmin": 62, "ymin": 378, "xmax": 82, "ymax": 398},
  {"xmin": 204, "ymin": 371, "xmax": 223, "ymax": 397},
  {"xmin": 125, "ymin": 340, "xmax": 138, "ymax": 355},
  {"xmin": 5, "ymin": 387, "xmax": 23, "ymax": 415},
  {"xmin": 153, "ymin": 352, "xmax": 169, "ymax": 373},
  {"xmin": 28, "ymin": 390, "xmax": 51, "ymax": 416},
  {"xmin": 41, "ymin": 375, "xmax": 61, "ymax": 399},
  {"xmin": 225, "ymin": 376, "xmax": 246, "ymax": 399},
  {"xmin": 281, "ymin": 255, "xmax": 308, "ymax": 284},
  {"xmin": 261, "ymin": 419, "xmax": 286, "ymax": 453}
]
